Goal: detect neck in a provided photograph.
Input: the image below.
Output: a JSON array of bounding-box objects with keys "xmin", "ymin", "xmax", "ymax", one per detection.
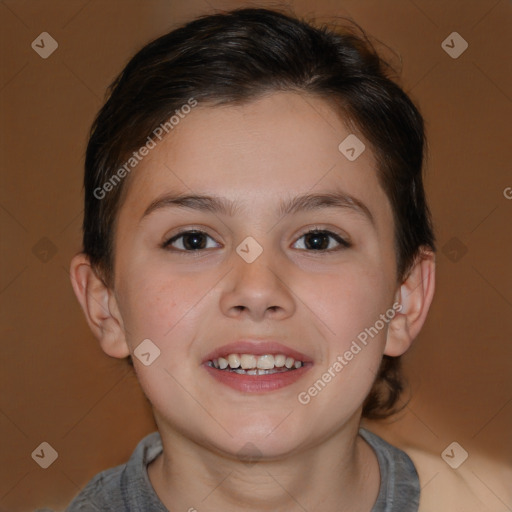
[{"xmin": 148, "ymin": 415, "xmax": 380, "ymax": 512}]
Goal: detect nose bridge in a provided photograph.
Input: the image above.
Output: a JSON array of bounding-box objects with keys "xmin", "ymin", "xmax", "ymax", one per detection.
[
  {"xmin": 220, "ymin": 235, "xmax": 295, "ymax": 318},
  {"xmin": 234, "ymin": 236, "xmax": 280, "ymax": 290}
]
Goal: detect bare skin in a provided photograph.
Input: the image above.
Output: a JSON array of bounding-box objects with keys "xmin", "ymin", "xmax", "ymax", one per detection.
[
  {"xmin": 365, "ymin": 420, "xmax": 512, "ymax": 512},
  {"xmin": 70, "ymin": 91, "xmax": 435, "ymax": 511}
]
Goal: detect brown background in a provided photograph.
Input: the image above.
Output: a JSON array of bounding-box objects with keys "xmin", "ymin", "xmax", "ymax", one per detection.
[{"xmin": 1, "ymin": 0, "xmax": 511, "ymax": 511}]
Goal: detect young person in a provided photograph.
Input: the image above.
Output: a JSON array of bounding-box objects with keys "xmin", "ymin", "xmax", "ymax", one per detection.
[{"xmin": 67, "ymin": 7, "xmax": 436, "ymax": 511}]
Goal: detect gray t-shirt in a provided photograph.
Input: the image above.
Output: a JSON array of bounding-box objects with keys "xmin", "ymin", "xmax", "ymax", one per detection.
[{"xmin": 64, "ymin": 428, "xmax": 420, "ymax": 511}]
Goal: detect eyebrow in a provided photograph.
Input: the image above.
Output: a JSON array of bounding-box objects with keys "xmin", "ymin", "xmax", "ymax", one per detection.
[{"xmin": 140, "ymin": 190, "xmax": 375, "ymax": 226}]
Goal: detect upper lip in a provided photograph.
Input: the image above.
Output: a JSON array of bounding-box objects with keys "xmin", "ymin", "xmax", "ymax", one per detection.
[{"xmin": 202, "ymin": 340, "xmax": 313, "ymax": 364}]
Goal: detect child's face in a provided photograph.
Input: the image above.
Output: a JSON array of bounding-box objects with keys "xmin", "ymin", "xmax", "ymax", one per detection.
[{"xmin": 111, "ymin": 91, "xmax": 400, "ymax": 457}]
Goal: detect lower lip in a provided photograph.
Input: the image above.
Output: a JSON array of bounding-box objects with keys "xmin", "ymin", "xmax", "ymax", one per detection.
[{"xmin": 203, "ymin": 363, "xmax": 312, "ymax": 393}]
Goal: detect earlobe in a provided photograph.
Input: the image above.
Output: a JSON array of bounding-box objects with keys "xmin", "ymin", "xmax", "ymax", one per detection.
[
  {"xmin": 384, "ymin": 250, "xmax": 436, "ymax": 357},
  {"xmin": 69, "ymin": 253, "xmax": 130, "ymax": 359}
]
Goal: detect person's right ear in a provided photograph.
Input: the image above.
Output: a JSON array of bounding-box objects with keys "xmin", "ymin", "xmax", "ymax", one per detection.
[{"xmin": 69, "ymin": 253, "xmax": 130, "ymax": 359}]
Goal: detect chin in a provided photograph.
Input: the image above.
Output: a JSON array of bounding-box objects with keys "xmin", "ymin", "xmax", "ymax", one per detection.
[{"xmin": 208, "ymin": 413, "xmax": 312, "ymax": 461}]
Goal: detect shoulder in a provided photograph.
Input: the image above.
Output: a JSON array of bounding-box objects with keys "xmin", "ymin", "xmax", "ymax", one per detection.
[
  {"xmin": 64, "ymin": 431, "xmax": 164, "ymax": 512},
  {"xmin": 360, "ymin": 427, "xmax": 421, "ymax": 511},
  {"xmin": 362, "ymin": 421, "xmax": 512, "ymax": 512},
  {"xmin": 405, "ymin": 446, "xmax": 512, "ymax": 512},
  {"xmin": 65, "ymin": 462, "xmax": 127, "ymax": 511}
]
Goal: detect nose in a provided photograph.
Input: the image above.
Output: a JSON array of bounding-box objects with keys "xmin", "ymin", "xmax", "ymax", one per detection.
[{"xmin": 219, "ymin": 243, "xmax": 296, "ymax": 321}]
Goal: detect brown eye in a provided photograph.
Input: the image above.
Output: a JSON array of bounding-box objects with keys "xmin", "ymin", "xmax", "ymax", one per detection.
[
  {"xmin": 163, "ymin": 230, "xmax": 219, "ymax": 251},
  {"xmin": 293, "ymin": 230, "xmax": 350, "ymax": 251}
]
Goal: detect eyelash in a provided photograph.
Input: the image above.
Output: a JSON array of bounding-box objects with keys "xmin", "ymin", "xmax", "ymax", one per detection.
[{"xmin": 162, "ymin": 228, "xmax": 351, "ymax": 253}]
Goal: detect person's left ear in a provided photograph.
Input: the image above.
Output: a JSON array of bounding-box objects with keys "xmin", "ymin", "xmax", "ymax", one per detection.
[{"xmin": 385, "ymin": 249, "xmax": 436, "ymax": 357}]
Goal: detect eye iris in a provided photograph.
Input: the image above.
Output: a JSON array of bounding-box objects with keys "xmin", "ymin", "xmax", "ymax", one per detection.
[
  {"xmin": 171, "ymin": 230, "xmax": 339, "ymax": 251},
  {"xmin": 183, "ymin": 231, "xmax": 206, "ymax": 250},
  {"xmin": 305, "ymin": 231, "xmax": 329, "ymax": 250}
]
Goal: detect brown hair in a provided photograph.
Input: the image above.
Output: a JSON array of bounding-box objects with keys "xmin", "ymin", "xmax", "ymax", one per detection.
[{"xmin": 82, "ymin": 7, "xmax": 436, "ymax": 419}]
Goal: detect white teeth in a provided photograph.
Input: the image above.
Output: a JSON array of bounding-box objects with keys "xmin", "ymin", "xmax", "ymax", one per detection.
[
  {"xmin": 228, "ymin": 354, "xmax": 241, "ymax": 368},
  {"xmin": 210, "ymin": 352, "xmax": 305, "ymax": 372},
  {"xmin": 256, "ymin": 355, "xmax": 275, "ymax": 369},
  {"xmin": 240, "ymin": 354, "xmax": 257, "ymax": 369},
  {"xmin": 274, "ymin": 354, "xmax": 286, "ymax": 367}
]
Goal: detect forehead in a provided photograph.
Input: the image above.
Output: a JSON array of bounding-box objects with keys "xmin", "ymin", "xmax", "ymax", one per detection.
[{"xmin": 120, "ymin": 91, "xmax": 390, "ymax": 223}]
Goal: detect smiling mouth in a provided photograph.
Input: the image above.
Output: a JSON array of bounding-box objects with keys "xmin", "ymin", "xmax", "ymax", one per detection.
[{"xmin": 207, "ymin": 353, "xmax": 304, "ymax": 375}]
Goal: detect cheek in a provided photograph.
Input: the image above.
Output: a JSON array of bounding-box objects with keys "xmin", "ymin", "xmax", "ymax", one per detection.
[
  {"xmin": 298, "ymin": 268, "xmax": 393, "ymax": 412},
  {"xmin": 117, "ymin": 273, "xmax": 207, "ymax": 402},
  {"xmin": 296, "ymin": 270, "xmax": 391, "ymax": 413},
  {"xmin": 116, "ymin": 270, "xmax": 198, "ymax": 351},
  {"xmin": 311, "ymin": 261, "xmax": 393, "ymax": 338}
]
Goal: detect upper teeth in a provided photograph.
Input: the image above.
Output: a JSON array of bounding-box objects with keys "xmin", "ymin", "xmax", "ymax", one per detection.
[{"xmin": 211, "ymin": 354, "xmax": 303, "ymax": 370}]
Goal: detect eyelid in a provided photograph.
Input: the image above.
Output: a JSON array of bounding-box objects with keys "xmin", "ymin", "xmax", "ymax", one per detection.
[
  {"xmin": 293, "ymin": 226, "xmax": 351, "ymax": 250},
  {"xmin": 296, "ymin": 225, "xmax": 350, "ymax": 242},
  {"xmin": 162, "ymin": 225, "xmax": 351, "ymax": 252},
  {"xmin": 162, "ymin": 226, "xmax": 220, "ymax": 249}
]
